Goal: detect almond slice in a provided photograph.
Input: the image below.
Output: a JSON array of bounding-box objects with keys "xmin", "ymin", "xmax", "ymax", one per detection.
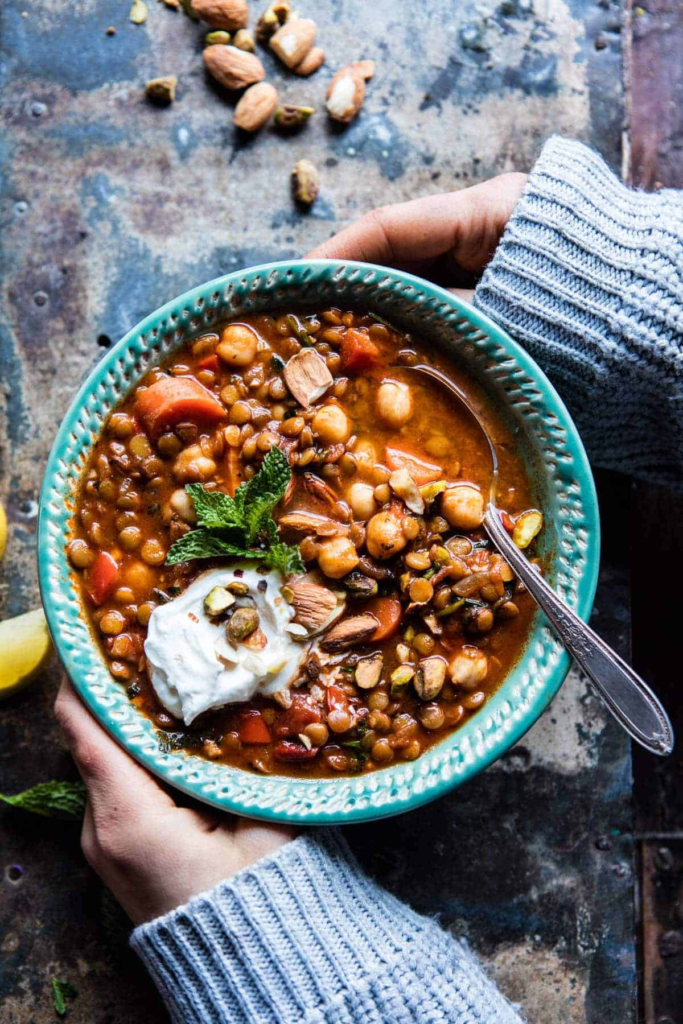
[
  {"xmin": 278, "ymin": 511, "xmax": 342, "ymax": 535},
  {"xmin": 270, "ymin": 18, "xmax": 316, "ymax": 69},
  {"xmin": 288, "ymin": 581, "xmax": 344, "ymax": 633},
  {"xmin": 389, "ymin": 467, "xmax": 425, "ymax": 514},
  {"xmin": 320, "ymin": 613, "xmax": 379, "ymax": 652},
  {"xmin": 283, "ymin": 348, "xmax": 333, "ymax": 407}
]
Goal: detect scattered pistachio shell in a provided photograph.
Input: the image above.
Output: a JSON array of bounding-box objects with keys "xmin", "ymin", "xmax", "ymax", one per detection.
[
  {"xmin": 130, "ymin": 0, "xmax": 148, "ymax": 24},
  {"xmin": 205, "ymin": 29, "xmax": 232, "ymax": 44},
  {"xmin": 390, "ymin": 664, "xmax": 415, "ymax": 698},
  {"xmin": 145, "ymin": 76, "xmax": 178, "ymax": 104},
  {"xmin": 274, "ymin": 104, "xmax": 315, "ymax": 129},
  {"xmin": 512, "ymin": 509, "xmax": 543, "ymax": 549},
  {"xmin": 204, "ymin": 586, "xmax": 235, "ymax": 616},
  {"xmin": 292, "ymin": 158, "xmax": 319, "ymax": 207}
]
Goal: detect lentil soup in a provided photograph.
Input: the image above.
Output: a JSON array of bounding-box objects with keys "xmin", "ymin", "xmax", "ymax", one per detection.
[{"xmin": 69, "ymin": 308, "xmax": 544, "ymax": 777}]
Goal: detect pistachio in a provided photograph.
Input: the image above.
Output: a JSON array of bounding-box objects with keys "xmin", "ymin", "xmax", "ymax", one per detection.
[
  {"xmin": 420, "ymin": 480, "xmax": 447, "ymax": 504},
  {"xmin": 226, "ymin": 580, "xmax": 250, "ymax": 596},
  {"xmin": 256, "ymin": 0, "xmax": 290, "ymax": 41},
  {"xmin": 145, "ymin": 76, "xmax": 178, "ymax": 105},
  {"xmin": 292, "ymin": 159, "xmax": 319, "ymax": 207},
  {"xmin": 225, "ymin": 606, "xmax": 260, "ymax": 643},
  {"xmin": 204, "ymin": 586, "xmax": 235, "ymax": 616},
  {"xmin": 205, "ymin": 29, "xmax": 232, "ymax": 44},
  {"xmin": 233, "ymin": 81, "xmax": 279, "ymax": 132},
  {"xmin": 129, "ymin": 0, "xmax": 148, "ymax": 24},
  {"xmin": 293, "ymin": 46, "xmax": 325, "ymax": 76},
  {"xmin": 355, "ymin": 654, "xmax": 384, "ymax": 690},
  {"xmin": 274, "ymin": 104, "xmax": 315, "ymax": 129},
  {"xmin": 192, "ymin": 0, "xmax": 248, "ymax": 30},
  {"xmin": 344, "ymin": 571, "xmax": 378, "ymax": 599},
  {"xmin": 390, "ymin": 664, "xmax": 415, "ymax": 698},
  {"xmin": 414, "ymin": 657, "xmax": 447, "ymax": 700},
  {"xmin": 233, "ymin": 28, "xmax": 255, "ymax": 51}
]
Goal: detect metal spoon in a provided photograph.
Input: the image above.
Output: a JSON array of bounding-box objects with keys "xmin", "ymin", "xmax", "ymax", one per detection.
[{"xmin": 409, "ymin": 363, "xmax": 674, "ymax": 756}]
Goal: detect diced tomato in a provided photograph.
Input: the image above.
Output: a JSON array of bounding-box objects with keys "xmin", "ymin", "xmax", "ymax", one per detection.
[
  {"xmin": 274, "ymin": 696, "xmax": 323, "ymax": 738},
  {"xmin": 238, "ymin": 710, "xmax": 271, "ymax": 745},
  {"xmin": 340, "ymin": 328, "xmax": 381, "ymax": 374},
  {"xmin": 325, "ymin": 684, "xmax": 349, "ymax": 714},
  {"xmin": 500, "ymin": 510, "xmax": 515, "ymax": 533},
  {"xmin": 196, "ymin": 354, "xmax": 220, "ymax": 373},
  {"xmin": 384, "ymin": 446, "xmax": 443, "ymax": 485},
  {"xmin": 273, "ymin": 740, "xmax": 319, "ymax": 762},
  {"xmin": 364, "ymin": 596, "xmax": 402, "ymax": 641},
  {"xmin": 87, "ymin": 551, "xmax": 119, "ymax": 606},
  {"xmin": 135, "ymin": 377, "xmax": 226, "ymax": 438}
]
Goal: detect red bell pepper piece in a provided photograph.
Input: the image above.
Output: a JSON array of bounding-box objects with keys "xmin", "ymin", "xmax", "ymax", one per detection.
[
  {"xmin": 87, "ymin": 551, "xmax": 119, "ymax": 606},
  {"xmin": 238, "ymin": 710, "xmax": 271, "ymax": 745},
  {"xmin": 325, "ymin": 684, "xmax": 349, "ymax": 714},
  {"xmin": 274, "ymin": 696, "xmax": 323, "ymax": 738},
  {"xmin": 500, "ymin": 511, "xmax": 515, "ymax": 533},
  {"xmin": 273, "ymin": 741, "xmax": 318, "ymax": 762},
  {"xmin": 196, "ymin": 354, "xmax": 220, "ymax": 373},
  {"xmin": 340, "ymin": 329, "xmax": 381, "ymax": 374}
]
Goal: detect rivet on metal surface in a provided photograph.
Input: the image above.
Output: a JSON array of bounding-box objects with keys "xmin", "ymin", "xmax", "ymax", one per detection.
[
  {"xmin": 595, "ymin": 835, "xmax": 612, "ymax": 851},
  {"xmin": 613, "ymin": 862, "xmax": 630, "ymax": 879},
  {"xmin": 654, "ymin": 846, "xmax": 675, "ymax": 872},
  {"xmin": 5, "ymin": 865, "xmax": 23, "ymax": 883},
  {"xmin": 14, "ymin": 200, "xmax": 28, "ymax": 215},
  {"xmin": 659, "ymin": 930, "xmax": 683, "ymax": 958},
  {"xmin": 30, "ymin": 101, "xmax": 47, "ymax": 118},
  {"xmin": 33, "ymin": 291, "xmax": 48, "ymax": 307}
]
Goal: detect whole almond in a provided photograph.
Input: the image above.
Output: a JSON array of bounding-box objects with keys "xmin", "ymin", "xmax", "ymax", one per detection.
[
  {"xmin": 326, "ymin": 66, "xmax": 365, "ymax": 123},
  {"xmin": 349, "ymin": 59, "xmax": 375, "ymax": 80},
  {"xmin": 270, "ymin": 18, "xmax": 316, "ymax": 69},
  {"xmin": 233, "ymin": 81, "xmax": 279, "ymax": 131},
  {"xmin": 192, "ymin": 0, "xmax": 248, "ymax": 30},
  {"xmin": 293, "ymin": 46, "xmax": 325, "ymax": 76},
  {"xmin": 203, "ymin": 45, "xmax": 265, "ymax": 90}
]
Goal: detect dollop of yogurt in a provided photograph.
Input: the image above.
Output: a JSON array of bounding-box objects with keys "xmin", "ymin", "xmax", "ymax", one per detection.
[{"xmin": 144, "ymin": 566, "xmax": 307, "ymax": 726}]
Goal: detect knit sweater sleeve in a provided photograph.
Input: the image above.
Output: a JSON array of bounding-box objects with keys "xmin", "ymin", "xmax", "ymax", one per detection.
[
  {"xmin": 474, "ymin": 136, "xmax": 683, "ymax": 489},
  {"xmin": 130, "ymin": 829, "xmax": 522, "ymax": 1024}
]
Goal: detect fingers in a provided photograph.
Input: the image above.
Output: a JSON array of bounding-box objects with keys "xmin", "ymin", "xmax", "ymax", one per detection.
[
  {"xmin": 54, "ymin": 676, "xmax": 175, "ymax": 825},
  {"xmin": 309, "ymin": 173, "xmax": 527, "ymax": 274}
]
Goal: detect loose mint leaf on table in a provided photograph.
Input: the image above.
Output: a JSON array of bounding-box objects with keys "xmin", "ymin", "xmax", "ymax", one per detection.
[
  {"xmin": 167, "ymin": 447, "xmax": 301, "ymax": 575},
  {"xmin": 51, "ymin": 977, "xmax": 78, "ymax": 1017},
  {"xmin": 0, "ymin": 780, "xmax": 86, "ymax": 820}
]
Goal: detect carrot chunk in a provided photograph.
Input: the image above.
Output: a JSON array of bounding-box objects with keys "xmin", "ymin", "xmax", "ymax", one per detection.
[
  {"xmin": 238, "ymin": 710, "xmax": 272, "ymax": 745},
  {"xmin": 384, "ymin": 445, "xmax": 443, "ymax": 485},
  {"xmin": 86, "ymin": 551, "xmax": 119, "ymax": 606},
  {"xmin": 364, "ymin": 596, "xmax": 402, "ymax": 641},
  {"xmin": 196, "ymin": 354, "xmax": 220, "ymax": 373},
  {"xmin": 135, "ymin": 377, "xmax": 226, "ymax": 438},
  {"xmin": 340, "ymin": 329, "xmax": 381, "ymax": 374}
]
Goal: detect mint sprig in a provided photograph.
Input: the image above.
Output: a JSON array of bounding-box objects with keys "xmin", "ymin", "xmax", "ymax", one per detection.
[
  {"xmin": 51, "ymin": 977, "xmax": 78, "ymax": 1017},
  {"xmin": 0, "ymin": 780, "xmax": 86, "ymax": 820},
  {"xmin": 166, "ymin": 446, "xmax": 304, "ymax": 576}
]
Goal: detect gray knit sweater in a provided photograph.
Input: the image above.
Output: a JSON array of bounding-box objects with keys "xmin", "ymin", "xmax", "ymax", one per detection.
[{"xmin": 131, "ymin": 138, "xmax": 683, "ymax": 1022}]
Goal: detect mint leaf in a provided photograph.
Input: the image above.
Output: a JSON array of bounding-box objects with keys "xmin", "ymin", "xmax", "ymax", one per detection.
[
  {"xmin": 241, "ymin": 446, "xmax": 291, "ymax": 509},
  {"xmin": 264, "ymin": 542, "xmax": 305, "ymax": 577},
  {"xmin": 165, "ymin": 530, "xmax": 262, "ymax": 566},
  {"xmin": 51, "ymin": 978, "xmax": 78, "ymax": 1017},
  {"xmin": 186, "ymin": 484, "xmax": 239, "ymax": 530},
  {"xmin": 0, "ymin": 781, "xmax": 86, "ymax": 820}
]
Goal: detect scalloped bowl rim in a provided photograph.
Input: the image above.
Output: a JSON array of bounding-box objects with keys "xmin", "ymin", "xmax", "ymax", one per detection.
[{"xmin": 38, "ymin": 259, "xmax": 600, "ymax": 825}]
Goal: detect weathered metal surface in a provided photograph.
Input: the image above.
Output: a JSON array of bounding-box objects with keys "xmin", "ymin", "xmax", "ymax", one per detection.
[{"xmin": 0, "ymin": 0, "xmax": 631, "ymax": 1020}]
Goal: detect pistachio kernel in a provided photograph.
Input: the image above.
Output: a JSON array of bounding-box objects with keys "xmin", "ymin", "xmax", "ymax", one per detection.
[{"xmin": 291, "ymin": 158, "xmax": 319, "ymax": 207}]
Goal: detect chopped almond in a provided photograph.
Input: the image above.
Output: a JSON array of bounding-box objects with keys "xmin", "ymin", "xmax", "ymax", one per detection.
[
  {"xmin": 278, "ymin": 511, "xmax": 343, "ymax": 535},
  {"xmin": 288, "ymin": 581, "xmax": 343, "ymax": 633},
  {"xmin": 320, "ymin": 613, "xmax": 379, "ymax": 652},
  {"xmin": 283, "ymin": 349, "xmax": 333, "ymax": 407}
]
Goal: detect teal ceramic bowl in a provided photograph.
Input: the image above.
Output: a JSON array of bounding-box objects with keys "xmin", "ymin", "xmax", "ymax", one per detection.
[{"xmin": 38, "ymin": 260, "xmax": 599, "ymax": 825}]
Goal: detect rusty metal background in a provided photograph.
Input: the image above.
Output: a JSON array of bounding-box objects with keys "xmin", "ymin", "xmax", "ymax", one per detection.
[{"xmin": 0, "ymin": 0, "xmax": 633, "ymax": 1020}]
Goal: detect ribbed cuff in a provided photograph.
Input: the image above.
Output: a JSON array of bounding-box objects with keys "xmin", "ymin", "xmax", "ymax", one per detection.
[
  {"xmin": 475, "ymin": 136, "xmax": 683, "ymax": 488},
  {"xmin": 131, "ymin": 829, "xmax": 522, "ymax": 1023}
]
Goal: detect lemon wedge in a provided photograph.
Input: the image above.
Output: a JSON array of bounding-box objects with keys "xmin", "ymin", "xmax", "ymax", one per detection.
[
  {"xmin": 0, "ymin": 608, "xmax": 53, "ymax": 700},
  {"xmin": 0, "ymin": 501, "xmax": 6, "ymax": 562}
]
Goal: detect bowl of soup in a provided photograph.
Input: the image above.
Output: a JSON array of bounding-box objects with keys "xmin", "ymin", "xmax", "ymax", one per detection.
[{"xmin": 38, "ymin": 260, "xmax": 599, "ymax": 823}]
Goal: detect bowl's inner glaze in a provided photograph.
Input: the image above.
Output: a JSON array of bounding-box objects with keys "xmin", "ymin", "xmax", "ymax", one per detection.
[{"xmin": 38, "ymin": 260, "xmax": 599, "ymax": 824}]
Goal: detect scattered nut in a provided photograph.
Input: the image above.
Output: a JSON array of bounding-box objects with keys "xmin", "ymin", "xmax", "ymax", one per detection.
[
  {"xmin": 205, "ymin": 29, "xmax": 232, "ymax": 44},
  {"xmin": 192, "ymin": 0, "xmax": 248, "ymax": 30},
  {"xmin": 326, "ymin": 64, "xmax": 366, "ymax": 123},
  {"xmin": 349, "ymin": 59, "xmax": 375, "ymax": 80},
  {"xmin": 293, "ymin": 46, "xmax": 325, "ymax": 76},
  {"xmin": 234, "ymin": 81, "xmax": 279, "ymax": 131},
  {"xmin": 270, "ymin": 18, "xmax": 316, "ymax": 69},
  {"xmin": 145, "ymin": 76, "xmax": 178, "ymax": 105},
  {"xmin": 203, "ymin": 45, "xmax": 266, "ymax": 90},
  {"xmin": 129, "ymin": 0, "xmax": 148, "ymax": 24},
  {"xmin": 256, "ymin": 0, "xmax": 290, "ymax": 41},
  {"xmin": 274, "ymin": 104, "xmax": 315, "ymax": 129},
  {"xmin": 292, "ymin": 158, "xmax": 319, "ymax": 206},
  {"xmin": 233, "ymin": 28, "xmax": 255, "ymax": 51},
  {"xmin": 226, "ymin": 606, "xmax": 260, "ymax": 643}
]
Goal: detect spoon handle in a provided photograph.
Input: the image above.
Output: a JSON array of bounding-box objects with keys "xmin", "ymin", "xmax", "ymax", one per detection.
[{"xmin": 484, "ymin": 504, "xmax": 674, "ymax": 756}]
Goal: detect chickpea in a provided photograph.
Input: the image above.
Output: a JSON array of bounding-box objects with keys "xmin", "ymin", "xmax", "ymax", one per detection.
[
  {"xmin": 109, "ymin": 413, "xmax": 135, "ymax": 439},
  {"xmin": 67, "ymin": 539, "xmax": 95, "ymax": 569},
  {"xmin": 217, "ymin": 324, "xmax": 258, "ymax": 367},
  {"xmin": 441, "ymin": 484, "xmax": 485, "ymax": 530},
  {"xmin": 279, "ymin": 416, "xmax": 305, "ymax": 438},
  {"xmin": 425, "ymin": 434, "xmax": 450, "ymax": 458},
  {"xmin": 173, "ymin": 444, "xmax": 216, "ymax": 483},
  {"xmin": 374, "ymin": 483, "xmax": 391, "ymax": 504},
  {"xmin": 312, "ymin": 404, "xmax": 350, "ymax": 444},
  {"xmin": 371, "ymin": 738, "xmax": 394, "ymax": 763},
  {"xmin": 304, "ymin": 722, "xmax": 329, "ymax": 747},
  {"xmin": 348, "ymin": 482, "xmax": 377, "ymax": 521},
  {"xmin": 353, "ymin": 438, "xmax": 377, "ymax": 475},
  {"xmin": 137, "ymin": 602, "xmax": 157, "ymax": 627},
  {"xmin": 257, "ymin": 431, "xmax": 279, "ymax": 452},
  {"xmin": 368, "ymin": 689, "xmax": 390, "ymax": 711},
  {"xmin": 366, "ymin": 510, "xmax": 407, "ymax": 560},
  {"xmin": 328, "ymin": 708, "xmax": 352, "ymax": 733},
  {"xmin": 376, "ymin": 380, "xmax": 413, "ymax": 428},
  {"xmin": 99, "ymin": 610, "xmax": 126, "ymax": 636},
  {"xmin": 316, "ymin": 535, "xmax": 359, "ymax": 579},
  {"xmin": 418, "ymin": 704, "xmax": 446, "ymax": 731},
  {"xmin": 119, "ymin": 525, "xmax": 142, "ymax": 551},
  {"xmin": 449, "ymin": 647, "xmax": 489, "ymax": 690},
  {"xmin": 140, "ymin": 538, "xmax": 166, "ymax": 565},
  {"xmin": 169, "ymin": 487, "xmax": 197, "ymax": 523},
  {"xmin": 402, "ymin": 739, "xmax": 422, "ymax": 761}
]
